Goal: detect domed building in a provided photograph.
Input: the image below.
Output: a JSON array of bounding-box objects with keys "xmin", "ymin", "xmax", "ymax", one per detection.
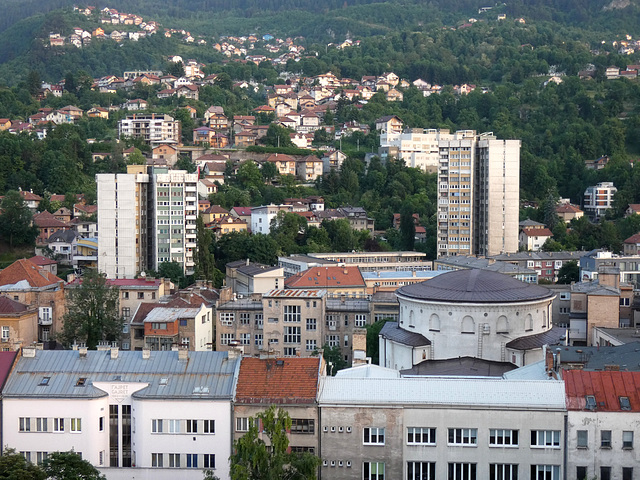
[{"xmin": 379, "ymin": 269, "xmax": 564, "ymax": 371}]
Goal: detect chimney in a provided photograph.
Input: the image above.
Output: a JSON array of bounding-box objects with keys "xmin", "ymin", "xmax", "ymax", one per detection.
[
  {"xmin": 178, "ymin": 346, "xmax": 188, "ymax": 361},
  {"xmin": 228, "ymin": 344, "xmax": 244, "ymax": 360},
  {"xmin": 545, "ymin": 347, "xmax": 554, "ymax": 372},
  {"xmin": 351, "ymin": 328, "xmax": 367, "ymax": 366},
  {"xmin": 22, "ymin": 346, "xmax": 36, "ymax": 358},
  {"xmin": 79, "ymin": 346, "xmax": 88, "ymax": 358},
  {"xmin": 142, "ymin": 347, "xmax": 151, "ymax": 359},
  {"xmin": 110, "ymin": 346, "xmax": 119, "ymax": 360}
]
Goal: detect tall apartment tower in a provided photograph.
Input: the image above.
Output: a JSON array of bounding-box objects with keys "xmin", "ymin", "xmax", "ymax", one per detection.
[
  {"xmin": 437, "ymin": 132, "xmax": 520, "ymax": 258},
  {"xmin": 97, "ymin": 166, "xmax": 198, "ymax": 279}
]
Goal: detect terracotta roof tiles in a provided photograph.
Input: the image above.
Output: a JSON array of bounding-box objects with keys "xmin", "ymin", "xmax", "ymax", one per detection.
[
  {"xmin": 0, "ymin": 259, "xmax": 63, "ymax": 288},
  {"xmin": 285, "ymin": 266, "xmax": 365, "ymax": 289}
]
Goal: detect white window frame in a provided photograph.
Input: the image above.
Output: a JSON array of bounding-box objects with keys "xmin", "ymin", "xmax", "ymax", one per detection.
[
  {"xmin": 236, "ymin": 417, "xmax": 250, "ymax": 432},
  {"xmin": 203, "ymin": 419, "xmax": 215, "ymax": 434},
  {"xmin": 363, "ymin": 427, "xmax": 385, "ymax": 445},
  {"xmin": 152, "ymin": 453, "xmax": 163, "ymax": 468},
  {"xmin": 623, "ymin": 430, "xmax": 634, "ymax": 449},
  {"xmin": 355, "ymin": 314, "xmax": 367, "ymax": 327},
  {"xmin": 219, "ymin": 312, "xmax": 234, "ymax": 326},
  {"xmin": 152, "ymin": 419, "xmax": 163, "ymax": 433},
  {"xmin": 70, "ymin": 418, "xmax": 81, "ymax": 433},
  {"xmin": 489, "ymin": 429, "xmax": 519, "ymax": 447},
  {"xmin": 407, "ymin": 427, "xmax": 436, "ymax": 445},
  {"xmin": 363, "ymin": 461, "xmax": 385, "ymax": 480},
  {"xmin": 531, "ymin": 430, "xmax": 560, "ymax": 448},
  {"xmin": 531, "ymin": 465, "xmax": 560, "ymax": 480},
  {"xmin": 448, "ymin": 428, "xmax": 477, "ymax": 446}
]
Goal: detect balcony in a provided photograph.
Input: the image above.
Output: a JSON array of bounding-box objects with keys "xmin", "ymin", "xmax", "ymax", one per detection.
[{"xmin": 38, "ymin": 316, "xmax": 53, "ymax": 326}]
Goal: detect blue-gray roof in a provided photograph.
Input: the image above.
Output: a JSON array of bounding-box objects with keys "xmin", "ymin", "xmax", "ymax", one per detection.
[{"xmin": 3, "ymin": 350, "xmax": 240, "ymax": 400}]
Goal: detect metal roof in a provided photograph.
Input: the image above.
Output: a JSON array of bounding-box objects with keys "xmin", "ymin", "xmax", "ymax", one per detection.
[
  {"xmin": 400, "ymin": 357, "xmax": 516, "ymax": 377},
  {"xmin": 263, "ymin": 289, "xmax": 326, "ymax": 298},
  {"xmin": 505, "ymin": 326, "xmax": 566, "ymax": 350},
  {"xmin": 3, "ymin": 350, "xmax": 240, "ymax": 400},
  {"xmin": 380, "ymin": 321, "xmax": 431, "ymax": 347},
  {"xmin": 396, "ymin": 269, "xmax": 554, "ymax": 304},
  {"xmin": 143, "ymin": 307, "xmax": 199, "ymax": 322},
  {"xmin": 318, "ymin": 377, "xmax": 566, "ymax": 410}
]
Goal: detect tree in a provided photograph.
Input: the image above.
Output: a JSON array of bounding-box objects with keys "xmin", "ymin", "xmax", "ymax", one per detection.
[
  {"xmin": 195, "ymin": 216, "xmax": 223, "ymax": 286},
  {"xmin": 27, "ymin": 70, "xmax": 41, "ymax": 97},
  {"xmin": 158, "ymin": 261, "xmax": 188, "ymax": 288},
  {"xmin": 321, "ymin": 344, "xmax": 348, "ymax": 375},
  {"xmin": 366, "ymin": 319, "xmax": 392, "ymax": 365},
  {"xmin": 261, "ymin": 161, "xmax": 278, "ymax": 183},
  {"xmin": 59, "ymin": 270, "xmax": 123, "ymax": 350},
  {"xmin": 557, "ymin": 260, "xmax": 579, "ymax": 284},
  {"xmin": 230, "ymin": 405, "xmax": 320, "ymax": 480},
  {"xmin": 0, "ymin": 190, "xmax": 38, "ymax": 248},
  {"xmin": 399, "ymin": 205, "xmax": 416, "ymax": 251},
  {"xmin": 42, "ymin": 451, "xmax": 105, "ymax": 480},
  {"xmin": 263, "ymin": 124, "xmax": 294, "ymax": 148},
  {"xmin": 0, "ymin": 448, "xmax": 46, "ymax": 480},
  {"xmin": 126, "ymin": 148, "xmax": 146, "ymax": 165}
]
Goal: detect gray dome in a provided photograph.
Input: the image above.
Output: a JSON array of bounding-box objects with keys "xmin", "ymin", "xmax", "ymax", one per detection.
[{"xmin": 396, "ymin": 269, "xmax": 554, "ymax": 304}]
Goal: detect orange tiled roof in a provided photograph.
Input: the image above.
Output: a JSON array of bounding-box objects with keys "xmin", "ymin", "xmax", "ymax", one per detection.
[
  {"xmin": 624, "ymin": 232, "xmax": 640, "ymax": 244},
  {"xmin": 235, "ymin": 357, "xmax": 321, "ymax": 404},
  {"xmin": 0, "ymin": 259, "xmax": 63, "ymax": 288},
  {"xmin": 521, "ymin": 227, "xmax": 553, "ymax": 237},
  {"xmin": 285, "ymin": 266, "xmax": 365, "ymax": 289},
  {"xmin": 556, "ymin": 204, "xmax": 582, "ymax": 214},
  {"xmin": 33, "ymin": 211, "xmax": 69, "ymax": 228}
]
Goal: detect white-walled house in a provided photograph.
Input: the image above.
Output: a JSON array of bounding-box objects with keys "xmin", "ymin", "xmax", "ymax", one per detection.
[{"xmin": 2, "ymin": 347, "xmax": 240, "ymax": 480}]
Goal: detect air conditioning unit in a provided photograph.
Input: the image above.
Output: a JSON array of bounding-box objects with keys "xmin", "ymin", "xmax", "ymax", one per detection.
[
  {"xmin": 338, "ymin": 426, "xmax": 344, "ymax": 433},
  {"xmin": 346, "ymin": 426, "xmax": 352, "ymax": 433}
]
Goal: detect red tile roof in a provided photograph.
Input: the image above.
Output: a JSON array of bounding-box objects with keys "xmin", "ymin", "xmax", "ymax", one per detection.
[
  {"xmin": 628, "ymin": 204, "xmax": 640, "ymax": 214},
  {"xmin": 285, "ymin": 266, "xmax": 365, "ymax": 289},
  {"xmin": 231, "ymin": 206, "xmax": 252, "ymax": 216},
  {"xmin": 556, "ymin": 204, "xmax": 583, "ymax": 214},
  {"xmin": 625, "ymin": 233, "xmax": 640, "ymax": 244},
  {"xmin": 0, "ymin": 351, "xmax": 17, "ymax": 390},
  {"xmin": 564, "ymin": 370, "xmax": 640, "ymax": 412},
  {"xmin": 521, "ymin": 227, "xmax": 553, "ymax": 237},
  {"xmin": 33, "ymin": 211, "xmax": 70, "ymax": 228},
  {"xmin": 235, "ymin": 357, "xmax": 321, "ymax": 404},
  {"xmin": 0, "ymin": 259, "xmax": 63, "ymax": 288},
  {"xmin": 28, "ymin": 255, "xmax": 57, "ymax": 266}
]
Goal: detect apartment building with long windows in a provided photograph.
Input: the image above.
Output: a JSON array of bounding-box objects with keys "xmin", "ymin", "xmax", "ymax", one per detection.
[
  {"xmin": 118, "ymin": 114, "xmax": 181, "ymax": 145},
  {"xmin": 97, "ymin": 166, "xmax": 198, "ymax": 278}
]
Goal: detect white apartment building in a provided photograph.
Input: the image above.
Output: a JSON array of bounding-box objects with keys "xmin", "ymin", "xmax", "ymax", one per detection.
[
  {"xmin": 97, "ymin": 166, "xmax": 198, "ymax": 279},
  {"xmin": 118, "ymin": 114, "xmax": 181, "ymax": 145},
  {"xmin": 2, "ymin": 347, "xmax": 240, "ymax": 480},
  {"xmin": 318, "ymin": 376, "xmax": 566, "ymax": 480},
  {"xmin": 583, "ymin": 182, "xmax": 617, "ymax": 220},
  {"xmin": 250, "ymin": 204, "xmax": 293, "ymax": 235}
]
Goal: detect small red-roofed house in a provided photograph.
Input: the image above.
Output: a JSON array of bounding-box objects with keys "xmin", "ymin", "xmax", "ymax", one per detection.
[
  {"xmin": 556, "ymin": 203, "xmax": 584, "ymax": 223},
  {"xmin": 564, "ymin": 370, "xmax": 640, "ymax": 479},
  {"xmin": 27, "ymin": 255, "xmax": 57, "ymax": 276},
  {"xmin": 0, "ymin": 296, "xmax": 38, "ymax": 349},
  {"xmin": 0, "ymin": 118, "xmax": 11, "ymax": 131},
  {"xmin": 32, "ymin": 211, "xmax": 71, "ymax": 244},
  {"xmin": 233, "ymin": 356, "xmax": 325, "ymax": 450},
  {"xmin": 230, "ymin": 206, "xmax": 252, "ymax": 228},
  {"xmin": 625, "ymin": 204, "xmax": 640, "ymax": 217},
  {"xmin": 623, "ymin": 232, "xmax": 640, "ymax": 255},
  {"xmin": 285, "ymin": 266, "xmax": 366, "ymax": 296},
  {"xmin": 519, "ymin": 226, "xmax": 553, "ymax": 251}
]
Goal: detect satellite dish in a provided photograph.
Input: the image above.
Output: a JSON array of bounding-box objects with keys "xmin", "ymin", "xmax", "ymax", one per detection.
[{"xmin": 140, "ymin": 271, "xmax": 146, "ymax": 278}]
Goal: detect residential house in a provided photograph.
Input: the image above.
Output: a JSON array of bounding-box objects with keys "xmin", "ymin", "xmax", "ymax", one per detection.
[
  {"xmin": 0, "ymin": 118, "xmax": 11, "ymax": 130},
  {"xmin": 198, "ymin": 179, "xmax": 218, "ymax": 197},
  {"xmin": 225, "ymin": 260, "xmax": 285, "ymax": 295},
  {"xmin": 321, "ymin": 150, "xmax": 347, "ymax": 174},
  {"xmin": 208, "ymin": 216, "xmax": 247, "ymax": 238},
  {"xmin": 235, "ymin": 130, "xmax": 258, "ymax": 147},
  {"xmin": 625, "ymin": 204, "xmax": 640, "ymax": 217},
  {"xmin": 623, "ymin": 233, "xmax": 640, "ymax": 256},
  {"xmin": 251, "ymin": 204, "xmax": 293, "ymax": 235},
  {"xmin": 176, "ymin": 84, "xmax": 199, "ymax": 100},
  {"xmin": 123, "ymin": 99, "xmax": 149, "ymax": 111},
  {"xmin": 17, "ymin": 190, "xmax": 41, "ymax": 212},
  {"xmin": 296, "ymin": 155, "xmax": 324, "ymax": 182},
  {"xmin": 27, "ymin": 256, "xmax": 58, "ymax": 276},
  {"xmin": 0, "ymin": 259, "xmax": 65, "ymax": 344},
  {"xmin": 45, "ymin": 230, "xmax": 79, "ymax": 265},
  {"xmin": 585, "ymin": 155, "xmax": 610, "ymax": 170},
  {"xmin": 339, "ymin": 206, "xmax": 375, "ymax": 233},
  {"xmin": 386, "ymin": 88, "xmax": 403, "ymax": 102},
  {"xmin": 201, "ymin": 205, "xmax": 230, "ymax": 224},
  {"xmin": 556, "ymin": 203, "xmax": 584, "ymax": 223},
  {"xmin": 230, "ymin": 207, "xmax": 252, "ymax": 226},
  {"xmin": 151, "ymin": 143, "xmax": 179, "ymax": 166},
  {"xmin": 584, "ymin": 182, "xmax": 617, "ymax": 220},
  {"xmin": 265, "ymin": 153, "xmax": 297, "ymax": 177},
  {"xmin": 0, "ymin": 297, "xmax": 38, "ymax": 350},
  {"xmin": 285, "ymin": 265, "xmax": 367, "ymax": 297},
  {"xmin": 33, "ymin": 211, "xmax": 71, "ymax": 244},
  {"xmin": 87, "ymin": 107, "xmax": 109, "ymax": 119},
  {"xmin": 519, "ymin": 227, "xmax": 553, "ymax": 251}
]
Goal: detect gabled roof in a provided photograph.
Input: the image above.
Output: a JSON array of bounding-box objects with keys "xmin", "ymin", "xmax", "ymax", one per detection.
[
  {"xmin": 380, "ymin": 321, "xmax": 431, "ymax": 347},
  {"xmin": 285, "ymin": 266, "xmax": 365, "ymax": 289},
  {"xmin": 521, "ymin": 227, "xmax": 553, "ymax": 237},
  {"xmin": 231, "ymin": 206, "xmax": 252, "ymax": 216},
  {"xmin": 0, "ymin": 296, "xmax": 29, "ymax": 313},
  {"xmin": 0, "ymin": 351, "xmax": 17, "ymax": 391},
  {"xmin": 556, "ymin": 204, "xmax": 582, "ymax": 214},
  {"xmin": 0, "ymin": 259, "xmax": 63, "ymax": 288},
  {"xmin": 235, "ymin": 357, "xmax": 321, "ymax": 404},
  {"xmin": 565, "ymin": 370, "xmax": 640, "ymax": 412},
  {"xmin": 265, "ymin": 153, "xmax": 296, "ymax": 163},
  {"xmin": 47, "ymin": 230, "xmax": 78, "ymax": 243},
  {"xmin": 627, "ymin": 204, "xmax": 640, "ymax": 214},
  {"xmin": 33, "ymin": 211, "xmax": 69, "ymax": 228},
  {"xmin": 28, "ymin": 255, "xmax": 57, "ymax": 266},
  {"xmin": 624, "ymin": 232, "xmax": 640, "ymax": 244}
]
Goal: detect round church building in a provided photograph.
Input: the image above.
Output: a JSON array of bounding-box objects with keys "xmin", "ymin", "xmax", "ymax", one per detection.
[{"xmin": 380, "ymin": 269, "xmax": 562, "ymax": 371}]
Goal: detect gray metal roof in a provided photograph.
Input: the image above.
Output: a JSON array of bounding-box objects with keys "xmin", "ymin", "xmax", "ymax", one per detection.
[
  {"xmin": 400, "ymin": 357, "xmax": 517, "ymax": 377},
  {"xmin": 557, "ymin": 342, "xmax": 640, "ymax": 371},
  {"xmin": 505, "ymin": 326, "xmax": 566, "ymax": 350},
  {"xmin": 143, "ymin": 307, "xmax": 199, "ymax": 322},
  {"xmin": 396, "ymin": 269, "xmax": 554, "ymax": 304},
  {"xmin": 3, "ymin": 350, "xmax": 240, "ymax": 400},
  {"xmin": 380, "ymin": 321, "xmax": 431, "ymax": 347}
]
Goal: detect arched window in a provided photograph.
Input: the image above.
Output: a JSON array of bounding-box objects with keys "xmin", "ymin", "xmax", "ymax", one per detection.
[
  {"xmin": 496, "ymin": 315, "xmax": 509, "ymax": 334},
  {"xmin": 525, "ymin": 313, "xmax": 533, "ymax": 331},
  {"xmin": 409, "ymin": 310, "xmax": 415, "ymax": 327},
  {"xmin": 429, "ymin": 313, "xmax": 440, "ymax": 331},
  {"xmin": 462, "ymin": 315, "xmax": 475, "ymax": 334}
]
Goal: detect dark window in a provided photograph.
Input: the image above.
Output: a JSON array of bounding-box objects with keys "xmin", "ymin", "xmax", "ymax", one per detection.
[
  {"xmin": 623, "ymin": 468, "xmax": 633, "ymax": 480},
  {"xmin": 600, "ymin": 467, "xmax": 611, "ymax": 480},
  {"xmin": 576, "ymin": 467, "xmax": 587, "ymax": 480}
]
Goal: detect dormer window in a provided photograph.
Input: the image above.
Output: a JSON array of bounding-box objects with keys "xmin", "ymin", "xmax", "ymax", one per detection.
[
  {"xmin": 76, "ymin": 377, "xmax": 86, "ymax": 387},
  {"xmin": 585, "ymin": 395, "xmax": 597, "ymax": 410},
  {"xmin": 620, "ymin": 396, "xmax": 631, "ymax": 410}
]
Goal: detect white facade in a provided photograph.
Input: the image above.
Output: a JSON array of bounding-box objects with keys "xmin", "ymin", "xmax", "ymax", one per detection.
[
  {"xmin": 250, "ymin": 204, "xmax": 292, "ymax": 235},
  {"xmin": 584, "ymin": 182, "xmax": 617, "ymax": 220},
  {"xmin": 380, "ymin": 128, "xmax": 466, "ymax": 171},
  {"xmin": 118, "ymin": 114, "xmax": 181, "ymax": 145}
]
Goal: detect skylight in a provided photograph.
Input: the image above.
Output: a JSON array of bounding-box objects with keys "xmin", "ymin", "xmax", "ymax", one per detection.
[{"xmin": 620, "ymin": 396, "xmax": 631, "ymax": 410}]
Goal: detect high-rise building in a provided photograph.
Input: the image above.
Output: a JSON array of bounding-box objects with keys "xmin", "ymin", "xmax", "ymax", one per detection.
[
  {"xmin": 97, "ymin": 166, "xmax": 198, "ymax": 279},
  {"xmin": 436, "ymin": 131, "xmax": 520, "ymax": 258}
]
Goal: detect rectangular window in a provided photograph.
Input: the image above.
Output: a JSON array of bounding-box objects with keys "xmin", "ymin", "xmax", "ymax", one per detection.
[
  {"xmin": 283, "ymin": 347, "xmax": 297, "ymax": 357},
  {"xmin": 137, "ymin": 292, "xmax": 144, "ymax": 299},
  {"xmin": 489, "ymin": 464, "xmax": 518, "ymax": 480},
  {"xmin": 530, "ymin": 465, "xmax": 560, "ymax": 480},
  {"xmin": 576, "ymin": 467, "xmax": 587, "ymax": 480},
  {"xmin": 284, "ymin": 326, "xmax": 301, "ymax": 344},
  {"xmin": 36, "ymin": 418, "xmax": 48, "ymax": 432},
  {"xmin": 448, "ymin": 463, "xmax": 476, "ymax": 480},
  {"xmin": 254, "ymin": 314, "xmax": 263, "ymax": 329},
  {"xmin": 186, "ymin": 454, "xmax": 198, "ymax": 468},
  {"xmin": 363, "ymin": 462, "xmax": 385, "ymax": 480},
  {"xmin": 204, "ymin": 420, "xmax": 215, "ymax": 434},
  {"xmin": 407, "ymin": 427, "xmax": 436, "ymax": 445},
  {"xmin": 152, "ymin": 419, "xmax": 163, "ymax": 433},
  {"xmin": 623, "ymin": 468, "xmax": 633, "ymax": 480},
  {"xmin": 255, "ymin": 334, "xmax": 263, "ymax": 347},
  {"xmin": 448, "ymin": 428, "xmax": 477, "ymax": 446},
  {"xmin": 408, "ymin": 461, "xmax": 435, "ymax": 480},
  {"xmin": 490, "ymin": 429, "xmax": 518, "ymax": 446},
  {"xmin": 291, "ymin": 419, "xmax": 314, "ymax": 434},
  {"xmin": 71, "ymin": 418, "xmax": 81, "ymax": 432},
  {"xmin": 623, "ymin": 431, "xmax": 634, "ymax": 449},
  {"xmin": 284, "ymin": 305, "xmax": 301, "ymax": 322},
  {"xmin": 236, "ymin": 417, "xmax": 250, "ymax": 432},
  {"xmin": 240, "ymin": 333, "xmax": 251, "ymax": 345},
  {"xmin": 2, "ymin": 326, "xmax": 9, "ymax": 340},
  {"xmin": 186, "ymin": 419, "xmax": 198, "ymax": 433},
  {"xmin": 53, "ymin": 418, "xmax": 64, "ymax": 432},
  {"xmin": 168, "ymin": 419, "xmax": 180, "ymax": 433},
  {"xmin": 220, "ymin": 333, "xmax": 235, "ymax": 345},
  {"xmin": 306, "ymin": 339, "xmax": 317, "ymax": 351},
  {"xmin": 363, "ymin": 427, "xmax": 385, "ymax": 445},
  {"xmin": 19, "ymin": 417, "xmax": 30, "ymax": 432},
  {"xmin": 355, "ymin": 314, "xmax": 367, "ymax": 327},
  {"xmin": 577, "ymin": 430, "xmax": 588, "ymax": 448},
  {"xmin": 169, "ymin": 453, "xmax": 180, "ymax": 468},
  {"xmin": 531, "ymin": 430, "xmax": 560, "ymax": 448},
  {"xmin": 240, "ymin": 313, "xmax": 251, "ymax": 325},
  {"xmin": 326, "ymin": 335, "xmax": 339, "ymax": 347},
  {"xmin": 601, "ymin": 430, "xmax": 612, "ymax": 448},
  {"xmin": 306, "ymin": 318, "xmax": 317, "ymax": 331},
  {"xmin": 203, "ymin": 454, "xmax": 215, "ymax": 469},
  {"xmin": 36, "ymin": 452, "xmax": 48, "ymax": 465},
  {"xmin": 152, "ymin": 453, "xmax": 163, "ymax": 468},
  {"xmin": 219, "ymin": 312, "xmax": 234, "ymax": 326},
  {"xmin": 600, "ymin": 467, "xmax": 611, "ymax": 480}
]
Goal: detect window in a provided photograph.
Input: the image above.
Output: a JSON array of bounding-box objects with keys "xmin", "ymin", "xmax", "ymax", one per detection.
[
  {"xmin": 489, "ymin": 429, "xmax": 518, "ymax": 446},
  {"xmin": 306, "ymin": 318, "xmax": 317, "ymax": 331},
  {"xmin": 355, "ymin": 314, "xmax": 367, "ymax": 327},
  {"xmin": 530, "ymin": 465, "xmax": 560, "ymax": 480},
  {"xmin": 137, "ymin": 292, "xmax": 144, "ymax": 299},
  {"xmin": 168, "ymin": 453, "xmax": 180, "ymax": 468},
  {"xmin": 363, "ymin": 427, "xmax": 385, "ymax": 445},
  {"xmin": 620, "ymin": 396, "xmax": 631, "ymax": 410},
  {"xmin": 36, "ymin": 452, "xmax": 48, "ymax": 465},
  {"xmin": 123, "ymin": 292, "xmax": 129, "ymax": 299},
  {"xmin": 240, "ymin": 313, "xmax": 250, "ymax": 325},
  {"xmin": 255, "ymin": 334, "xmax": 263, "ymax": 347},
  {"xmin": 576, "ymin": 467, "xmax": 587, "ymax": 480},
  {"xmin": 220, "ymin": 313, "xmax": 234, "ymax": 326},
  {"xmin": 306, "ymin": 340, "xmax": 317, "ymax": 351},
  {"xmin": 122, "ymin": 307, "xmax": 131, "ymax": 318},
  {"xmin": 53, "ymin": 418, "xmax": 64, "ymax": 432},
  {"xmin": 240, "ymin": 333, "xmax": 251, "ymax": 345},
  {"xmin": 152, "ymin": 453, "xmax": 163, "ymax": 467},
  {"xmin": 179, "ymin": 319, "xmax": 187, "ymax": 326},
  {"xmin": 620, "ymin": 298, "xmax": 630, "ymax": 306},
  {"xmin": 407, "ymin": 427, "xmax": 436, "ymax": 445},
  {"xmin": 167, "ymin": 419, "xmax": 180, "ymax": 433},
  {"xmin": 71, "ymin": 418, "xmax": 81, "ymax": 432},
  {"xmin": 448, "ymin": 428, "xmax": 477, "ymax": 446},
  {"xmin": 186, "ymin": 454, "xmax": 198, "ymax": 468},
  {"xmin": 623, "ymin": 468, "xmax": 633, "ymax": 480},
  {"xmin": 326, "ymin": 335, "xmax": 339, "ymax": 347},
  {"xmin": 531, "ymin": 430, "xmax": 560, "ymax": 448},
  {"xmin": 448, "ymin": 463, "xmax": 476, "ymax": 480},
  {"xmin": 284, "ymin": 305, "xmax": 301, "ymax": 322},
  {"xmin": 254, "ymin": 314, "xmax": 263, "ymax": 329},
  {"xmin": 203, "ymin": 454, "xmax": 215, "ymax": 469},
  {"xmin": 284, "ymin": 347, "xmax": 297, "ymax": 357},
  {"xmin": 577, "ymin": 430, "xmax": 588, "ymax": 448},
  {"xmin": 152, "ymin": 419, "xmax": 163, "ymax": 433},
  {"xmin": 490, "ymin": 464, "xmax": 518, "ymax": 480},
  {"xmin": 291, "ymin": 419, "xmax": 314, "ymax": 434},
  {"xmin": 363, "ymin": 462, "xmax": 385, "ymax": 480},
  {"xmin": 204, "ymin": 420, "xmax": 215, "ymax": 434},
  {"xmin": 186, "ymin": 419, "xmax": 198, "ymax": 433},
  {"xmin": 601, "ymin": 430, "xmax": 612, "ymax": 448},
  {"xmin": 585, "ymin": 395, "xmax": 596, "ymax": 410},
  {"xmin": 623, "ymin": 431, "xmax": 634, "ymax": 449},
  {"xmin": 408, "ymin": 461, "xmax": 435, "ymax": 480},
  {"xmin": 284, "ymin": 326, "xmax": 301, "ymax": 344},
  {"xmin": 220, "ymin": 333, "xmax": 235, "ymax": 345},
  {"xmin": 236, "ymin": 417, "xmax": 250, "ymax": 432},
  {"xmin": 600, "ymin": 467, "xmax": 611, "ymax": 480},
  {"xmin": 36, "ymin": 418, "xmax": 48, "ymax": 432}
]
